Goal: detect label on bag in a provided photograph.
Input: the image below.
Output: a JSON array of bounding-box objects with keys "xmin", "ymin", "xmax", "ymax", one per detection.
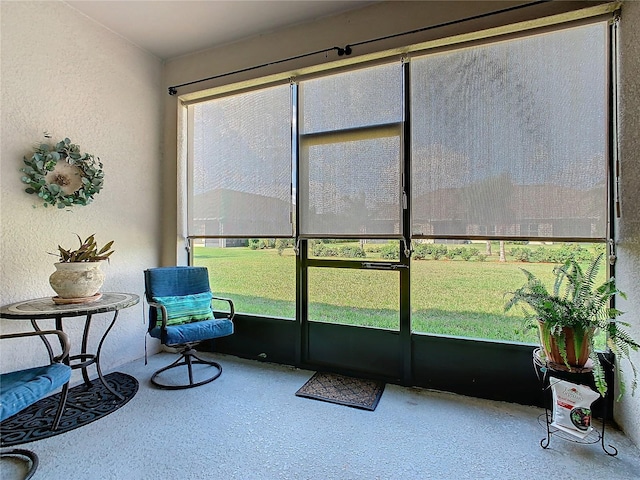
[{"xmin": 550, "ymin": 377, "xmax": 600, "ymax": 439}]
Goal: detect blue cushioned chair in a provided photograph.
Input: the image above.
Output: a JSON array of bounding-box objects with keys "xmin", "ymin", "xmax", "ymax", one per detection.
[
  {"xmin": 144, "ymin": 266, "xmax": 234, "ymax": 389},
  {"xmin": 0, "ymin": 330, "xmax": 72, "ymax": 480}
]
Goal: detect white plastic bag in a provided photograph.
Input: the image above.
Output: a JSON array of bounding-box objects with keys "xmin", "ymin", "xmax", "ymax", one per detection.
[{"xmin": 550, "ymin": 377, "xmax": 600, "ymax": 439}]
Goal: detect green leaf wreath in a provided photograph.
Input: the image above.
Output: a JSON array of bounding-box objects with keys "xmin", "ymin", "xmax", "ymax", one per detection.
[{"xmin": 21, "ymin": 136, "xmax": 104, "ymax": 208}]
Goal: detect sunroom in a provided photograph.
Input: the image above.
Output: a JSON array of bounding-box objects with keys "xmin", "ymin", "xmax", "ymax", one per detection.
[{"xmin": 2, "ymin": 0, "xmax": 640, "ymax": 477}]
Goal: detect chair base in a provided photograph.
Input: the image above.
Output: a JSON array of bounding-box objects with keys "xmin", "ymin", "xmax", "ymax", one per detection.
[
  {"xmin": 151, "ymin": 347, "xmax": 222, "ymax": 390},
  {"xmin": 0, "ymin": 448, "xmax": 39, "ymax": 480}
]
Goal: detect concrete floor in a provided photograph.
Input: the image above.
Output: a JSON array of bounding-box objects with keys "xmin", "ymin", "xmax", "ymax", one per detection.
[{"xmin": 2, "ymin": 352, "xmax": 640, "ymax": 479}]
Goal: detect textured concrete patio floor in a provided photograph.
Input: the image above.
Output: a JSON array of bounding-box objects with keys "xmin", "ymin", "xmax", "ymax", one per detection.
[{"xmin": 2, "ymin": 352, "xmax": 639, "ymax": 480}]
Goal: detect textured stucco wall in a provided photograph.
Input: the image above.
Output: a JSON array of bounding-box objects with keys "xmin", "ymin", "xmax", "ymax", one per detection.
[
  {"xmin": 0, "ymin": 1, "xmax": 163, "ymax": 376},
  {"xmin": 614, "ymin": 0, "xmax": 640, "ymax": 449}
]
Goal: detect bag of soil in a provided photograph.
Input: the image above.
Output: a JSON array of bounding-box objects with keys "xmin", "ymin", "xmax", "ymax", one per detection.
[{"xmin": 550, "ymin": 377, "xmax": 600, "ymax": 439}]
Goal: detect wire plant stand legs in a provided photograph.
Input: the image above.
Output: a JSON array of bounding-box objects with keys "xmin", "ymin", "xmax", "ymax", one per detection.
[{"xmin": 533, "ymin": 348, "xmax": 618, "ymax": 456}]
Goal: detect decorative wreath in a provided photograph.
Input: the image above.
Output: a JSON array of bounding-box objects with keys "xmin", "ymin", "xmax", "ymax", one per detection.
[{"xmin": 21, "ymin": 137, "xmax": 104, "ymax": 208}]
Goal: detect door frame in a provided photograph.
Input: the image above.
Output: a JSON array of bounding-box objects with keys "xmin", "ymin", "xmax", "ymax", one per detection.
[{"xmin": 298, "ymin": 240, "xmax": 411, "ymax": 382}]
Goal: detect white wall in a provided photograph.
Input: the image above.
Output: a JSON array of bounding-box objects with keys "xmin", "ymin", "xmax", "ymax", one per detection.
[
  {"xmin": 0, "ymin": 1, "xmax": 163, "ymax": 376},
  {"xmin": 614, "ymin": 0, "xmax": 640, "ymax": 449}
]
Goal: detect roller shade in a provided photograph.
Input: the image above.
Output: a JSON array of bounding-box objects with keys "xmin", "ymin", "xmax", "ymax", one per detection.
[
  {"xmin": 188, "ymin": 84, "xmax": 293, "ymax": 237},
  {"xmin": 298, "ymin": 62, "xmax": 404, "ymax": 238},
  {"xmin": 410, "ymin": 22, "xmax": 608, "ymax": 240}
]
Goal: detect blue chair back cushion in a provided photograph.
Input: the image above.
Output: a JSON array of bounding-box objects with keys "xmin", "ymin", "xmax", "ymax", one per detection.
[
  {"xmin": 149, "ymin": 318, "xmax": 234, "ymax": 345},
  {"xmin": 0, "ymin": 363, "xmax": 71, "ymax": 421},
  {"xmin": 152, "ymin": 291, "xmax": 214, "ymax": 327},
  {"xmin": 144, "ymin": 266, "xmax": 212, "ymax": 332}
]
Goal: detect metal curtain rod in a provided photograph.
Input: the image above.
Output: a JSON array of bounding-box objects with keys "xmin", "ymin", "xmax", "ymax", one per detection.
[
  {"xmin": 168, "ymin": 45, "xmax": 351, "ymax": 95},
  {"xmin": 167, "ymin": 0, "xmax": 548, "ymax": 95}
]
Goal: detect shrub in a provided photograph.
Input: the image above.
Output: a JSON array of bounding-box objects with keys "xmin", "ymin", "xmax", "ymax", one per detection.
[
  {"xmin": 313, "ymin": 243, "xmax": 338, "ymax": 257},
  {"xmin": 340, "ymin": 245, "xmax": 366, "ymax": 258},
  {"xmin": 380, "ymin": 242, "xmax": 399, "ymax": 260},
  {"xmin": 413, "ymin": 243, "xmax": 427, "ymax": 260},
  {"xmin": 275, "ymin": 239, "xmax": 294, "ymax": 256},
  {"xmin": 248, "ymin": 239, "xmax": 262, "ymax": 250},
  {"xmin": 444, "ymin": 247, "xmax": 458, "ymax": 259},
  {"xmin": 508, "ymin": 244, "xmax": 601, "ymax": 264},
  {"xmin": 509, "ymin": 247, "xmax": 532, "ymax": 262},
  {"xmin": 312, "ymin": 242, "xmax": 365, "ymax": 258},
  {"xmin": 460, "ymin": 247, "xmax": 479, "ymax": 261},
  {"xmin": 432, "ymin": 245, "xmax": 447, "ymax": 260}
]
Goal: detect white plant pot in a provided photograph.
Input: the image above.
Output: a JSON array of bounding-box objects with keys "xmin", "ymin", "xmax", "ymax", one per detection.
[{"xmin": 49, "ymin": 262, "xmax": 105, "ymax": 298}]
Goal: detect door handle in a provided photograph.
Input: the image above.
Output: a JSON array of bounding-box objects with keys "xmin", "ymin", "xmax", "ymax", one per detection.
[{"xmin": 361, "ymin": 262, "xmax": 408, "ymax": 270}]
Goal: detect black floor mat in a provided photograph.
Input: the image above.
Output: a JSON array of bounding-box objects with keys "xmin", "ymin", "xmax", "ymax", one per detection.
[
  {"xmin": 1, "ymin": 372, "xmax": 138, "ymax": 447},
  {"xmin": 295, "ymin": 372, "xmax": 385, "ymax": 411}
]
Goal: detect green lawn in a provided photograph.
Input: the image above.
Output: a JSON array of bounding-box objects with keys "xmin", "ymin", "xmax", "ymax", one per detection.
[
  {"xmin": 194, "ymin": 243, "xmax": 607, "ymax": 345},
  {"xmin": 195, "ymin": 245, "xmax": 297, "ymax": 318},
  {"xmin": 308, "ymin": 268, "xmax": 400, "ymax": 329}
]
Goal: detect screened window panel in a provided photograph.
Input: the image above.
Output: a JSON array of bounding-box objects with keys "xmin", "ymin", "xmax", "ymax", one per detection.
[
  {"xmin": 299, "ymin": 63, "xmax": 404, "ymax": 237},
  {"xmin": 189, "ymin": 85, "xmax": 292, "ymax": 237},
  {"xmin": 410, "ymin": 22, "xmax": 608, "ymax": 240},
  {"xmin": 301, "ymin": 63, "xmax": 403, "ymax": 134}
]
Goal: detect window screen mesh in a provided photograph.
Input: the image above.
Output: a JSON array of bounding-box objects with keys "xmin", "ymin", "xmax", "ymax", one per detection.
[
  {"xmin": 410, "ymin": 23, "xmax": 608, "ymax": 240},
  {"xmin": 189, "ymin": 85, "xmax": 292, "ymax": 237},
  {"xmin": 299, "ymin": 63, "xmax": 403, "ymax": 237}
]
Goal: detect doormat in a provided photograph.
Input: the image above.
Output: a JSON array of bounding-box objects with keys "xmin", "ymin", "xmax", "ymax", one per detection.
[
  {"xmin": 295, "ymin": 372, "xmax": 385, "ymax": 411},
  {"xmin": 1, "ymin": 372, "xmax": 138, "ymax": 447}
]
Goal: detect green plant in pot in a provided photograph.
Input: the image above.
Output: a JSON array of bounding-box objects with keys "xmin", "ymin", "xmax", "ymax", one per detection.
[
  {"xmin": 49, "ymin": 234, "xmax": 114, "ymax": 301},
  {"xmin": 505, "ymin": 253, "xmax": 639, "ymax": 399}
]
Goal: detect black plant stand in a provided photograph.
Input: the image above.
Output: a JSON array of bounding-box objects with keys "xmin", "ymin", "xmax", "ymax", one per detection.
[{"xmin": 533, "ymin": 348, "xmax": 617, "ymax": 456}]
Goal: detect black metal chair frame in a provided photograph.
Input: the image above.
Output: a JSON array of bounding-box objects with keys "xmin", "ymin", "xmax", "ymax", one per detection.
[
  {"xmin": 147, "ymin": 298, "xmax": 234, "ymax": 390},
  {"xmin": 0, "ymin": 448, "xmax": 39, "ymax": 480}
]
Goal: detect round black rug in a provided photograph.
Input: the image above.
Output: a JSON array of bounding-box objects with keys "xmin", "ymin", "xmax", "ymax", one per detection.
[{"xmin": 0, "ymin": 372, "xmax": 138, "ymax": 447}]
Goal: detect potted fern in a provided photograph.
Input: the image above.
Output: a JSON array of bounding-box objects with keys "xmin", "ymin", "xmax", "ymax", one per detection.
[
  {"xmin": 49, "ymin": 234, "xmax": 114, "ymax": 302},
  {"xmin": 505, "ymin": 253, "xmax": 639, "ymax": 399}
]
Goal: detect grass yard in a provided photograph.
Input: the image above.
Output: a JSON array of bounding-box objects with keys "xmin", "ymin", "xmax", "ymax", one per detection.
[
  {"xmin": 194, "ymin": 242, "xmax": 607, "ymax": 345},
  {"xmin": 195, "ymin": 245, "xmax": 297, "ymax": 318}
]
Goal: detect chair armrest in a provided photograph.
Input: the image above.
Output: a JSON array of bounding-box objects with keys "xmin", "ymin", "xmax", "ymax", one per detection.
[
  {"xmin": 212, "ymin": 296, "xmax": 235, "ymax": 320},
  {"xmin": 147, "ymin": 300, "xmax": 169, "ymax": 329},
  {"xmin": 0, "ymin": 330, "xmax": 70, "ymax": 363}
]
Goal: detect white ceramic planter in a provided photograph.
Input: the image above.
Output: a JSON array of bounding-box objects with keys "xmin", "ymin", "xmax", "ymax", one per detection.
[{"xmin": 49, "ymin": 262, "xmax": 105, "ymax": 298}]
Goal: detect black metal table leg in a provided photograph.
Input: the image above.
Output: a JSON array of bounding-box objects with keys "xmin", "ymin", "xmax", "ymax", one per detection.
[{"xmin": 94, "ymin": 310, "xmax": 123, "ymax": 400}]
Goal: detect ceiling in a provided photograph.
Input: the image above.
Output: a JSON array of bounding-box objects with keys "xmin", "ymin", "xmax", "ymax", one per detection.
[{"xmin": 65, "ymin": 1, "xmax": 377, "ymax": 60}]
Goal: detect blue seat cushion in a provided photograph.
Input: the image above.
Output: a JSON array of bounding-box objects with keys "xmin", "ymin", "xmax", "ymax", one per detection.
[
  {"xmin": 149, "ymin": 318, "xmax": 234, "ymax": 345},
  {"xmin": 0, "ymin": 363, "xmax": 71, "ymax": 421}
]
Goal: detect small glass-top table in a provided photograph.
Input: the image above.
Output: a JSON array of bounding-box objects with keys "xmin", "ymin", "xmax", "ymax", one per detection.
[{"xmin": 0, "ymin": 293, "xmax": 139, "ymax": 400}]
